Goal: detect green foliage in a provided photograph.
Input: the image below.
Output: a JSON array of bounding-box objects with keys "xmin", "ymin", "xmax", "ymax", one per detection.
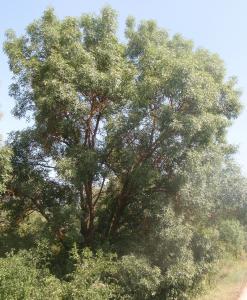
[
  {"xmin": 3, "ymin": 5, "xmax": 241, "ymax": 246},
  {"xmin": 116, "ymin": 255, "xmax": 162, "ymax": 299},
  {"xmin": 192, "ymin": 227, "xmax": 222, "ymax": 265},
  {"xmin": 0, "ymin": 146, "xmax": 12, "ymax": 194},
  {"xmin": 144, "ymin": 207, "xmax": 196, "ymax": 299},
  {"xmin": 1, "ymin": 5, "xmax": 246, "ymax": 300},
  {"xmin": 65, "ymin": 247, "xmax": 161, "ymax": 300},
  {"xmin": 0, "ymin": 251, "xmax": 62, "ymax": 300},
  {"xmin": 64, "ymin": 247, "xmax": 119, "ymax": 299},
  {"xmin": 218, "ymin": 219, "xmax": 246, "ymax": 256}
]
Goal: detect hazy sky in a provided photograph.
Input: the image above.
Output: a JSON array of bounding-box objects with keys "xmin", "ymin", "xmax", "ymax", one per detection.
[{"xmin": 1, "ymin": 0, "xmax": 247, "ymax": 172}]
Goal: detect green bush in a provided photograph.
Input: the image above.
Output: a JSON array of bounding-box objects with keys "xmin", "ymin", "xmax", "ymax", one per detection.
[
  {"xmin": 0, "ymin": 251, "xmax": 62, "ymax": 300},
  {"xmin": 64, "ymin": 247, "xmax": 162, "ymax": 300},
  {"xmin": 189, "ymin": 227, "xmax": 223, "ymax": 297},
  {"xmin": 191, "ymin": 227, "xmax": 222, "ymax": 265},
  {"xmin": 64, "ymin": 247, "xmax": 119, "ymax": 300},
  {"xmin": 116, "ymin": 255, "xmax": 162, "ymax": 300},
  {"xmin": 218, "ymin": 219, "xmax": 246, "ymax": 256},
  {"xmin": 144, "ymin": 207, "xmax": 197, "ymax": 299}
]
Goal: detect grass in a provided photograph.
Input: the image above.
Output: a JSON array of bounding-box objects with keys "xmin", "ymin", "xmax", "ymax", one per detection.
[{"xmin": 195, "ymin": 256, "xmax": 247, "ymax": 300}]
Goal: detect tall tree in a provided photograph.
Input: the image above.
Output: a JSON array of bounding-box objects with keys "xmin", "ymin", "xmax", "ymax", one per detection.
[{"xmin": 4, "ymin": 7, "xmax": 241, "ymax": 247}]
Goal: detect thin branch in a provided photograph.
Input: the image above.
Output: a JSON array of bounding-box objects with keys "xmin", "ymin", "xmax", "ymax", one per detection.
[
  {"xmin": 32, "ymin": 162, "xmax": 55, "ymax": 169},
  {"xmin": 93, "ymin": 176, "xmax": 106, "ymax": 207},
  {"xmin": 92, "ymin": 113, "xmax": 101, "ymax": 148}
]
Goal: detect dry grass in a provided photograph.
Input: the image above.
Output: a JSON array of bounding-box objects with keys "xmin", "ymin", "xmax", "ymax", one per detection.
[{"xmin": 195, "ymin": 257, "xmax": 247, "ymax": 300}]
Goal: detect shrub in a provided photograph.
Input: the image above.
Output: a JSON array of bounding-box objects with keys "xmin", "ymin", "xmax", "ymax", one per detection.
[
  {"xmin": 64, "ymin": 247, "xmax": 119, "ymax": 300},
  {"xmin": 116, "ymin": 255, "xmax": 162, "ymax": 300},
  {"xmin": 144, "ymin": 207, "xmax": 197, "ymax": 299},
  {"xmin": 0, "ymin": 251, "xmax": 62, "ymax": 300},
  {"xmin": 65, "ymin": 247, "xmax": 162, "ymax": 300},
  {"xmin": 218, "ymin": 219, "xmax": 246, "ymax": 256}
]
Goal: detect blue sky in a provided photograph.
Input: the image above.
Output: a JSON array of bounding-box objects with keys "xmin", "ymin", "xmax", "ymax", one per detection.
[{"xmin": 1, "ymin": 0, "xmax": 247, "ymax": 172}]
